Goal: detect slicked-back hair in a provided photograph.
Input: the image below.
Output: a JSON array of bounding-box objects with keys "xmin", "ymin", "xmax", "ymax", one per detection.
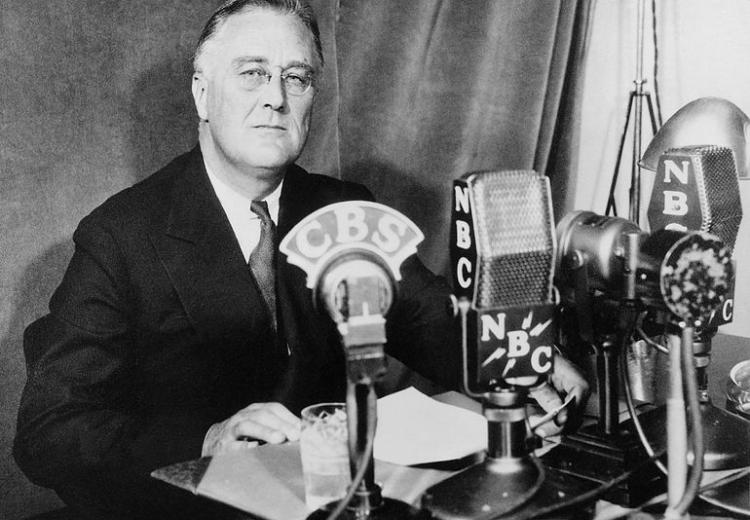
[{"xmin": 193, "ymin": 0, "xmax": 324, "ymax": 72}]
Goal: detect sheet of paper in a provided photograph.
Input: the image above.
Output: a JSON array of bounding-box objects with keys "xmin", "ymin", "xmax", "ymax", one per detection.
[
  {"xmin": 196, "ymin": 443, "xmax": 309, "ymax": 520},
  {"xmin": 374, "ymin": 387, "xmax": 487, "ymax": 466},
  {"xmin": 192, "ymin": 439, "xmax": 454, "ymax": 520}
]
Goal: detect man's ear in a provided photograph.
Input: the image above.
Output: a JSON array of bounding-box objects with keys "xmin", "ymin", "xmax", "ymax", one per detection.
[{"xmin": 191, "ymin": 71, "xmax": 209, "ymax": 122}]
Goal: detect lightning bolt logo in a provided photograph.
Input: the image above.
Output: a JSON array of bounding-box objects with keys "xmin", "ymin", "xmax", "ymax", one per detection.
[
  {"xmin": 530, "ymin": 318, "xmax": 552, "ymax": 337},
  {"xmin": 482, "ymin": 346, "xmax": 506, "ymax": 367},
  {"xmin": 480, "ymin": 309, "xmax": 553, "ymax": 376},
  {"xmin": 522, "ymin": 311, "xmax": 534, "ymax": 329}
]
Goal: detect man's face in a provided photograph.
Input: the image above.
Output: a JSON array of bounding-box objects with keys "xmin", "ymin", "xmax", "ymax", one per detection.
[{"xmin": 193, "ymin": 9, "xmax": 318, "ymax": 175}]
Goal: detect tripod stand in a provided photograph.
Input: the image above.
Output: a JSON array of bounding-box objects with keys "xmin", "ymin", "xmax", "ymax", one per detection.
[{"xmin": 605, "ymin": 0, "xmax": 662, "ymax": 224}]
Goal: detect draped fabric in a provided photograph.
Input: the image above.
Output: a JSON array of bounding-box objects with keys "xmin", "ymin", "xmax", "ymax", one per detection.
[{"xmin": 301, "ymin": 0, "xmax": 594, "ymax": 276}]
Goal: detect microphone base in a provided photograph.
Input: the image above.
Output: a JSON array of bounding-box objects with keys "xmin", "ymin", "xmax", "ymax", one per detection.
[
  {"xmin": 542, "ymin": 423, "xmax": 665, "ymax": 507},
  {"xmin": 306, "ymin": 497, "xmax": 431, "ymax": 520},
  {"xmin": 421, "ymin": 456, "xmax": 597, "ymax": 520},
  {"xmin": 634, "ymin": 402, "xmax": 750, "ymax": 470}
]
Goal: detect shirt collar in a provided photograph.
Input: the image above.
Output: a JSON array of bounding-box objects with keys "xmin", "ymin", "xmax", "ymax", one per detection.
[{"xmin": 204, "ymin": 163, "xmax": 283, "ymax": 225}]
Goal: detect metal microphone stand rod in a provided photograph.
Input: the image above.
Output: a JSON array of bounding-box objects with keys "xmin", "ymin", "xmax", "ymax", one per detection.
[{"xmin": 664, "ymin": 330, "xmax": 688, "ymax": 517}]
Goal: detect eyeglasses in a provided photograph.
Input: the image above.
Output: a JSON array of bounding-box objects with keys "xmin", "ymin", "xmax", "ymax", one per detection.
[{"xmin": 239, "ymin": 66, "xmax": 315, "ymax": 96}]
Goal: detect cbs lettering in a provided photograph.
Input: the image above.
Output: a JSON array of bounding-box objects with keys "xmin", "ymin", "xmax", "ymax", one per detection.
[{"xmin": 295, "ymin": 206, "xmax": 410, "ymax": 259}]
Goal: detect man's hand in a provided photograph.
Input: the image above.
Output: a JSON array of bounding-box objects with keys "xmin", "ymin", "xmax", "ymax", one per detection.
[
  {"xmin": 529, "ymin": 355, "xmax": 590, "ymax": 438},
  {"xmin": 202, "ymin": 402, "xmax": 301, "ymax": 456}
]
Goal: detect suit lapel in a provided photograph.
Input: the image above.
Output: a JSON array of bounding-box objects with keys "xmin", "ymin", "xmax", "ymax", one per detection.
[
  {"xmin": 148, "ymin": 149, "xmax": 268, "ymax": 341},
  {"xmin": 148, "ymin": 155, "xmax": 346, "ymax": 410}
]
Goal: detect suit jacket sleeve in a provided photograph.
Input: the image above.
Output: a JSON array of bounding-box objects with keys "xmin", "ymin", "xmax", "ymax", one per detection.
[
  {"xmin": 14, "ymin": 215, "xmax": 215, "ymax": 488},
  {"xmin": 385, "ymin": 256, "xmax": 462, "ymax": 391}
]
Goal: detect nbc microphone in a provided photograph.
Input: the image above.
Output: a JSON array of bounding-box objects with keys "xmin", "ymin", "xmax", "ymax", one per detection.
[
  {"xmin": 424, "ymin": 170, "xmax": 562, "ymax": 520},
  {"xmin": 451, "ymin": 170, "xmax": 557, "ymax": 391},
  {"xmin": 647, "ymin": 144, "xmax": 742, "ymax": 327},
  {"xmin": 644, "ymin": 144, "xmax": 748, "ymax": 472}
]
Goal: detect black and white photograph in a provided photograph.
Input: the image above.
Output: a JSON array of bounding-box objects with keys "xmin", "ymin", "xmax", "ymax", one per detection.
[{"xmin": 2, "ymin": 1, "xmax": 750, "ymax": 519}]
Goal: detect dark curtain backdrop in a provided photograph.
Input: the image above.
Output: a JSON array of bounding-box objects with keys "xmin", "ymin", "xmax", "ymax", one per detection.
[
  {"xmin": 0, "ymin": 1, "xmax": 591, "ymax": 517},
  {"xmin": 304, "ymin": 0, "xmax": 591, "ymax": 275}
]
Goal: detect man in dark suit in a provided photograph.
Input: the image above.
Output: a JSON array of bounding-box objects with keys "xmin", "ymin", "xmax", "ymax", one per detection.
[{"xmin": 14, "ymin": 1, "xmax": 588, "ymax": 518}]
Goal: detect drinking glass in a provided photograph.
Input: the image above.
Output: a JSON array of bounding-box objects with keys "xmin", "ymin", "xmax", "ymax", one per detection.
[{"xmin": 299, "ymin": 403, "xmax": 350, "ymax": 510}]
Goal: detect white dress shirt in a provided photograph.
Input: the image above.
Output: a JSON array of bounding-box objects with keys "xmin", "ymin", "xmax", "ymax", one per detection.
[{"xmin": 204, "ymin": 165, "xmax": 283, "ymax": 263}]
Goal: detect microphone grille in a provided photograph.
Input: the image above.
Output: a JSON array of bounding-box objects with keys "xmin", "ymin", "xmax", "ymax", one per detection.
[
  {"xmin": 467, "ymin": 170, "xmax": 556, "ymax": 308},
  {"xmin": 659, "ymin": 230, "xmax": 734, "ymax": 323},
  {"xmin": 672, "ymin": 145, "xmax": 742, "ymax": 250}
]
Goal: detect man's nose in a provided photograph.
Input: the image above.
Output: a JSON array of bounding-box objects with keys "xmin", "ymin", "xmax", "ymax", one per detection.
[{"xmin": 260, "ymin": 74, "xmax": 286, "ymax": 111}]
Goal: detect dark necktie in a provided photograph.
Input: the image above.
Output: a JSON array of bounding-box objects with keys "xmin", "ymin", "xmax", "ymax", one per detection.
[{"xmin": 249, "ymin": 200, "xmax": 277, "ymax": 330}]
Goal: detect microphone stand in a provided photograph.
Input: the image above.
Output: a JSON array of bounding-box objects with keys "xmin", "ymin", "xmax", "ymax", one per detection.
[
  {"xmin": 422, "ymin": 300, "xmax": 596, "ymax": 519},
  {"xmin": 421, "ymin": 300, "xmax": 545, "ymax": 519},
  {"xmin": 605, "ymin": 0, "xmax": 661, "ymax": 223},
  {"xmin": 422, "ymin": 388, "xmax": 546, "ymax": 520},
  {"xmin": 307, "ymin": 277, "xmax": 429, "ymax": 520},
  {"xmin": 638, "ymin": 320, "xmax": 704, "ymax": 519},
  {"xmin": 279, "ymin": 201, "xmax": 433, "ymax": 519},
  {"xmin": 543, "ymin": 231, "xmax": 663, "ymax": 506},
  {"xmin": 663, "ymin": 325, "xmax": 689, "ymax": 518}
]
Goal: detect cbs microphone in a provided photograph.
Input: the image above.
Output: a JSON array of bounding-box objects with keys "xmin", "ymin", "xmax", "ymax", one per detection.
[{"xmin": 281, "ymin": 201, "xmax": 431, "ymax": 520}]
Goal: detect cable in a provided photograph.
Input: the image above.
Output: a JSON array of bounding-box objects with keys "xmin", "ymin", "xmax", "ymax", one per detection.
[
  {"xmin": 635, "ymin": 320, "xmax": 668, "ymax": 354},
  {"xmin": 650, "ymin": 0, "xmax": 663, "ymax": 126},
  {"xmin": 639, "ymin": 467, "xmax": 750, "ymax": 517},
  {"xmin": 698, "ymin": 472, "xmax": 750, "ymax": 517},
  {"xmin": 521, "ymin": 449, "xmax": 666, "ymax": 520},
  {"xmin": 594, "ymin": 467, "xmax": 750, "ymax": 520}
]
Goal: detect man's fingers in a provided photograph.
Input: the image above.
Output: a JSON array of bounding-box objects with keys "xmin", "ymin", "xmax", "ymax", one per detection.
[
  {"xmin": 551, "ymin": 356, "xmax": 590, "ymax": 404},
  {"xmin": 532, "ymin": 417, "xmax": 564, "ymax": 438},
  {"xmin": 530, "ymin": 382, "xmax": 564, "ymax": 414},
  {"xmin": 204, "ymin": 402, "xmax": 302, "ymax": 456},
  {"xmin": 261, "ymin": 404, "xmax": 301, "ymax": 440},
  {"xmin": 226, "ymin": 439, "xmax": 261, "ymax": 452},
  {"xmin": 234, "ymin": 420, "xmax": 288, "ymax": 444},
  {"xmin": 234, "ymin": 403, "xmax": 302, "ymax": 443},
  {"xmin": 529, "ymin": 382, "xmax": 578, "ymax": 431}
]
